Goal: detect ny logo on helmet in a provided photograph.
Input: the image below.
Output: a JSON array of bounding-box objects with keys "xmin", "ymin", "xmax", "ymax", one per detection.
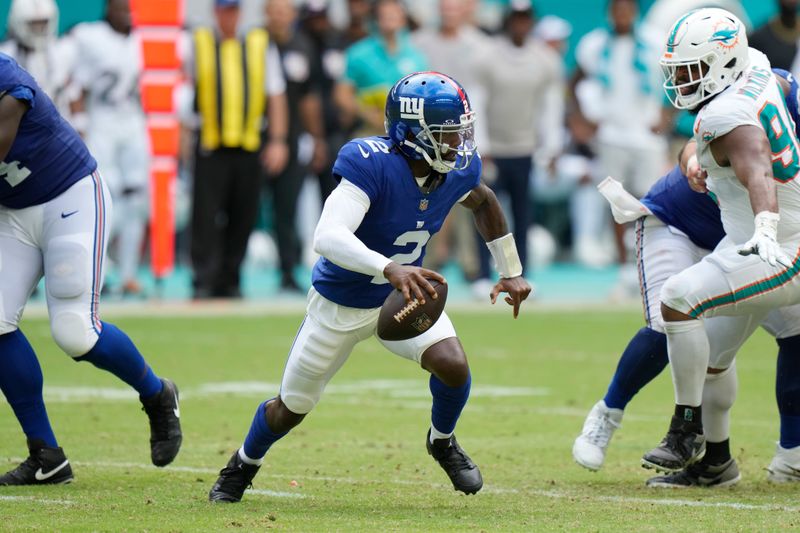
[{"xmin": 399, "ymin": 96, "xmax": 424, "ymax": 119}]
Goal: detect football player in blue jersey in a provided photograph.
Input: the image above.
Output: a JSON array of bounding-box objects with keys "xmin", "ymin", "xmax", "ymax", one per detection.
[
  {"xmin": 0, "ymin": 54, "xmax": 181, "ymax": 486},
  {"xmin": 572, "ymin": 69, "xmax": 800, "ymax": 487},
  {"xmin": 209, "ymin": 71, "xmax": 532, "ymax": 502}
]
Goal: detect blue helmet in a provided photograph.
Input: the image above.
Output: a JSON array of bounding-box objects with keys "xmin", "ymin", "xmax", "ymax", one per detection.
[{"xmin": 384, "ymin": 71, "xmax": 477, "ymax": 174}]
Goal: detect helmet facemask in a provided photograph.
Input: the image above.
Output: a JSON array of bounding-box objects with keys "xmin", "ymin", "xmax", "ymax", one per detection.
[
  {"xmin": 661, "ymin": 55, "xmax": 716, "ymax": 110},
  {"xmin": 407, "ymin": 111, "xmax": 477, "ymax": 174}
]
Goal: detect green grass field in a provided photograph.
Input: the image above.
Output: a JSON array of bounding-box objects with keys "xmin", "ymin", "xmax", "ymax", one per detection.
[{"xmin": 0, "ymin": 308, "xmax": 796, "ymax": 531}]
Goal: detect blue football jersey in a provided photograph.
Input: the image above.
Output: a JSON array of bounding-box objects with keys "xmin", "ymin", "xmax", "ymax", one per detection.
[
  {"xmin": 0, "ymin": 53, "xmax": 96, "ymax": 208},
  {"xmin": 312, "ymin": 136, "xmax": 482, "ymax": 309},
  {"xmin": 641, "ymin": 165, "xmax": 725, "ymax": 251},
  {"xmin": 773, "ymin": 68, "xmax": 799, "ymax": 138}
]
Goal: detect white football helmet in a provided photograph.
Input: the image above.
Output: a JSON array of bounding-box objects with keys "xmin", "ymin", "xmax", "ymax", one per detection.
[
  {"xmin": 660, "ymin": 8, "xmax": 749, "ymax": 110},
  {"xmin": 7, "ymin": 0, "xmax": 59, "ymax": 51}
]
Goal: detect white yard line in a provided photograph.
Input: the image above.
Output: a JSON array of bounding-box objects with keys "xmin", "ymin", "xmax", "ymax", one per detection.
[
  {"xmin": 21, "ymin": 300, "xmax": 640, "ymax": 319},
  {"xmin": 20, "ymin": 380, "xmax": 548, "ymax": 403},
  {"xmin": 0, "ymin": 494, "xmax": 74, "ymax": 505},
  {"xmin": 6, "ymin": 458, "xmax": 795, "ymax": 512}
]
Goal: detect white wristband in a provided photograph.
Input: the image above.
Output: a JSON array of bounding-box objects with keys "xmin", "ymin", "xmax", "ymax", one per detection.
[
  {"xmin": 754, "ymin": 211, "xmax": 780, "ymax": 239},
  {"xmin": 486, "ymin": 233, "xmax": 523, "ymax": 278}
]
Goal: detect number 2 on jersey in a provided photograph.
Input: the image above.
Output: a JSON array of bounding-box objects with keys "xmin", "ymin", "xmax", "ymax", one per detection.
[
  {"xmin": 0, "ymin": 161, "xmax": 31, "ymax": 187},
  {"xmin": 758, "ymin": 101, "xmax": 800, "ymax": 182},
  {"xmin": 370, "ymin": 230, "xmax": 431, "ymax": 284}
]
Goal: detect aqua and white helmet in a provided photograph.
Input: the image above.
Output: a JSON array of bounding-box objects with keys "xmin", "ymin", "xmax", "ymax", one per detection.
[
  {"xmin": 661, "ymin": 8, "xmax": 748, "ymax": 110},
  {"xmin": 7, "ymin": 0, "xmax": 58, "ymax": 51}
]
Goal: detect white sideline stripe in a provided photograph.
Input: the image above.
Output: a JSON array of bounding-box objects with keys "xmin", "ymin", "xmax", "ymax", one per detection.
[
  {"xmin": 0, "ymin": 495, "xmax": 74, "ymax": 505},
  {"xmin": 247, "ymin": 489, "xmax": 306, "ymax": 499},
  {"xmin": 18, "ymin": 381, "xmax": 548, "ymax": 403},
  {"xmin": 22, "ymin": 459, "xmax": 800, "ymax": 513},
  {"xmin": 0, "ymin": 383, "xmax": 778, "ymax": 427},
  {"xmin": 22, "ymin": 300, "xmax": 641, "ymax": 319}
]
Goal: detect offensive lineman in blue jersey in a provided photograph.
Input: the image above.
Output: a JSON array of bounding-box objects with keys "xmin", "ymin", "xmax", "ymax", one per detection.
[
  {"xmin": 209, "ymin": 72, "xmax": 532, "ymax": 502},
  {"xmin": 572, "ymin": 69, "xmax": 800, "ymax": 487},
  {"xmin": 0, "ymin": 54, "xmax": 181, "ymax": 485}
]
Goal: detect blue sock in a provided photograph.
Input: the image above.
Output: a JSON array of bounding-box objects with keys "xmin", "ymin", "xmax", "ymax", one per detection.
[
  {"xmin": 430, "ymin": 373, "xmax": 471, "ymax": 434},
  {"xmin": 242, "ymin": 399, "xmax": 288, "ymax": 460},
  {"xmin": 603, "ymin": 327, "xmax": 669, "ymax": 410},
  {"xmin": 74, "ymin": 322, "xmax": 163, "ymax": 399},
  {"xmin": 0, "ymin": 330, "xmax": 58, "ymax": 447},
  {"xmin": 776, "ymin": 335, "xmax": 800, "ymax": 448}
]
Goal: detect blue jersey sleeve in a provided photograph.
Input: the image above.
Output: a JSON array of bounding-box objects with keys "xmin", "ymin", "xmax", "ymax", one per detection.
[
  {"xmin": 773, "ymin": 68, "xmax": 800, "ymax": 137},
  {"xmin": 465, "ymin": 152, "xmax": 482, "ymax": 192},
  {"xmin": 6, "ymin": 85, "xmax": 35, "ymax": 108},
  {"xmin": 333, "ymin": 140, "xmax": 384, "ymax": 203}
]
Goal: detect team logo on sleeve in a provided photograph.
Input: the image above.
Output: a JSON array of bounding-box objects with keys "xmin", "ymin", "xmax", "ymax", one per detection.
[{"xmin": 702, "ymin": 130, "xmax": 717, "ymax": 143}]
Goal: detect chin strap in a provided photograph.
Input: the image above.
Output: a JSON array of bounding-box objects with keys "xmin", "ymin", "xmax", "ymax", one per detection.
[{"xmin": 404, "ymin": 139, "xmax": 454, "ymax": 174}]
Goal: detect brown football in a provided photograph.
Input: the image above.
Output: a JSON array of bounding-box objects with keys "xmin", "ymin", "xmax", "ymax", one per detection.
[{"xmin": 377, "ymin": 280, "xmax": 448, "ymax": 341}]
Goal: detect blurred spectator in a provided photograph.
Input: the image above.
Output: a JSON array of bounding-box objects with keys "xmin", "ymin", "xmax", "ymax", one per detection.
[
  {"xmin": 344, "ymin": 0, "xmax": 371, "ymax": 45},
  {"xmin": 333, "ymin": 0, "xmax": 428, "ymax": 138},
  {"xmin": 264, "ymin": 0, "xmax": 327, "ymax": 293},
  {"xmin": 472, "ymin": 0, "xmax": 563, "ymax": 287},
  {"xmin": 530, "ymin": 15, "xmax": 577, "ymax": 263},
  {"xmin": 643, "ymin": 0, "xmax": 750, "ymax": 44},
  {"xmin": 570, "ymin": 0, "xmax": 667, "ymax": 266},
  {"xmin": 179, "ymin": 0, "xmax": 289, "ymax": 299},
  {"xmin": 1, "ymin": 0, "xmax": 75, "ymax": 118},
  {"xmin": 70, "ymin": 0, "xmax": 150, "ymax": 297},
  {"xmin": 411, "ymin": 0, "xmax": 492, "ymax": 279},
  {"xmin": 750, "ymin": 0, "xmax": 800, "ymax": 72},
  {"xmin": 300, "ymin": 0, "xmax": 349, "ymax": 201}
]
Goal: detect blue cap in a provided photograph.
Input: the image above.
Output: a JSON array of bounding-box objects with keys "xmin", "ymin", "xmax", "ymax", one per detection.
[{"xmin": 215, "ymin": 0, "xmax": 240, "ymax": 7}]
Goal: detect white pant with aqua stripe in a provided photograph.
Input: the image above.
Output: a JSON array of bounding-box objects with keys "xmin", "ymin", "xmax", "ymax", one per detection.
[
  {"xmin": 638, "ymin": 217, "xmax": 800, "ymax": 368},
  {"xmin": 0, "ymin": 173, "xmax": 112, "ymax": 357}
]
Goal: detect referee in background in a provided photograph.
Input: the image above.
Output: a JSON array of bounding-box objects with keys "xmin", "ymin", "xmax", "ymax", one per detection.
[{"xmin": 180, "ymin": 0, "xmax": 289, "ymax": 299}]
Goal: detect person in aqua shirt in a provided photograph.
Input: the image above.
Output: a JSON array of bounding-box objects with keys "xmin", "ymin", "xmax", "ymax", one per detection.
[{"xmin": 333, "ymin": 0, "xmax": 428, "ymax": 137}]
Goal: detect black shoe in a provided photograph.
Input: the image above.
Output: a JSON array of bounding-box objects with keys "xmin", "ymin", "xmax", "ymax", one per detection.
[
  {"xmin": 641, "ymin": 415, "xmax": 705, "ymax": 473},
  {"xmin": 426, "ymin": 429, "xmax": 483, "ymax": 494},
  {"xmin": 646, "ymin": 457, "xmax": 740, "ymax": 488},
  {"xmin": 0, "ymin": 439, "xmax": 73, "ymax": 486},
  {"xmin": 141, "ymin": 378, "xmax": 183, "ymax": 467},
  {"xmin": 209, "ymin": 450, "xmax": 261, "ymax": 503}
]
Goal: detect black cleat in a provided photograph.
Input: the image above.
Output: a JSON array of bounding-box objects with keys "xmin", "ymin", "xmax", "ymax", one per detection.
[
  {"xmin": 0, "ymin": 439, "xmax": 73, "ymax": 486},
  {"xmin": 426, "ymin": 430, "xmax": 483, "ymax": 495},
  {"xmin": 209, "ymin": 451, "xmax": 261, "ymax": 503},
  {"xmin": 141, "ymin": 378, "xmax": 183, "ymax": 467},
  {"xmin": 642, "ymin": 415, "xmax": 705, "ymax": 473},
  {"xmin": 646, "ymin": 457, "xmax": 740, "ymax": 488}
]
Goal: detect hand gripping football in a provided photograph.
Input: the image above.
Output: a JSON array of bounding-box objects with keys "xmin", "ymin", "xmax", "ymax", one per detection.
[{"xmin": 377, "ymin": 280, "xmax": 448, "ymax": 341}]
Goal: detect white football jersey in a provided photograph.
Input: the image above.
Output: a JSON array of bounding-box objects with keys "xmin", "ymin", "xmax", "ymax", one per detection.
[
  {"xmin": 71, "ymin": 21, "xmax": 143, "ymax": 119},
  {"xmin": 695, "ymin": 48, "xmax": 800, "ymax": 244},
  {"xmin": 0, "ymin": 38, "xmax": 76, "ymax": 116}
]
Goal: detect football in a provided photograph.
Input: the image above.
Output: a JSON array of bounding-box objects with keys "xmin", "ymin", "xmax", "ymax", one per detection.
[{"xmin": 377, "ymin": 280, "xmax": 448, "ymax": 341}]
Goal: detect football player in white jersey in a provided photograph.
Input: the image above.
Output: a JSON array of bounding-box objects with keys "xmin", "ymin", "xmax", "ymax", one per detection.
[
  {"xmin": 70, "ymin": 0, "xmax": 149, "ymax": 297},
  {"xmin": 641, "ymin": 8, "xmax": 800, "ymax": 477},
  {"xmin": 0, "ymin": 0, "xmax": 76, "ymax": 118}
]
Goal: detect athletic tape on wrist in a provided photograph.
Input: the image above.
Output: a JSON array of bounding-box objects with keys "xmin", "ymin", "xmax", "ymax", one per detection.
[
  {"xmin": 754, "ymin": 211, "xmax": 780, "ymax": 239},
  {"xmin": 487, "ymin": 233, "xmax": 523, "ymax": 278}
]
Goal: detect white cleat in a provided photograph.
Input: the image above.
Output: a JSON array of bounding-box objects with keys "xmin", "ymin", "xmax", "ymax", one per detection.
[
  {"xmin": 767, "ymin": 443, "xmax": 800, "ymax": 482},
  {"xmin": 573, "ymin": 400, "xmax": 623, "ymax": 471}
]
